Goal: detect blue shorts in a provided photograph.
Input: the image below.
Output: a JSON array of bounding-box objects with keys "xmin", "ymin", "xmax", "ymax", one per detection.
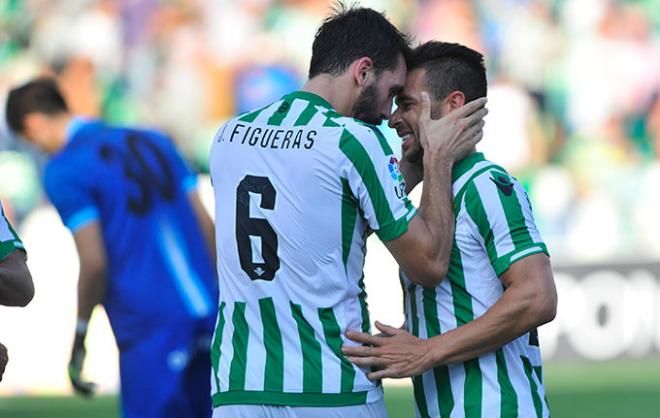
[{"xmin": 119, "ymin": 326, "xmax": 212, "ymax": 418}]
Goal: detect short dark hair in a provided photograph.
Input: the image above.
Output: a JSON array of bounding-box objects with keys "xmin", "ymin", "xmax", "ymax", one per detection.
[
  {"xmin": 407, "ymin": 41, "xmax": 487, "ymax": 103},
  {"xmin": 5, "ymin": 78, "xmax": 68, "ymax": 134},
  {"xmin": 308, "ymin": 4, "xmax": 411, "ymax": 78}
]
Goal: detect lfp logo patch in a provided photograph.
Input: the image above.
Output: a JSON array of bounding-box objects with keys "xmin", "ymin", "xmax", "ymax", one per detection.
[{"xmin": 388, "ymin": 156, "xmax": 404, "ymax": 182}]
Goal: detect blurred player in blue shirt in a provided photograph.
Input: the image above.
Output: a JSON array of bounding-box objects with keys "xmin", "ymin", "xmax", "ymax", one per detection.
[{"xmin": 6, "ymin": 78, "xmax": 218, "ymax": 418}]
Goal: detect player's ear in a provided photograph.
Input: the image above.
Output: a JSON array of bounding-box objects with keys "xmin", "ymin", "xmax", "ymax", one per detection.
[
  {"xmin": 446, "ymin": 91, "xmax": 466, "ymax": 111},
  {"xmin": 352, "ymin": 57, "xmax": 374, "ymax": 87},
  {"xmin": 22, "ymin": 113, "xmax": 45, "ymax": 142}
]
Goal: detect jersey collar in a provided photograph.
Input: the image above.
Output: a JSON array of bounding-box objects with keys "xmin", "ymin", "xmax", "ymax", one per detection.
[
  {"xmin": 283, "ymin": 91, "xmax": 334, "ymax": 110},
  {"xmin": 452, "ymin": 152, "xmax": 486, "ymax": 183},
  {"xmin": 64, "ymin": 116, "xmax": 93, "ymax": 144}
]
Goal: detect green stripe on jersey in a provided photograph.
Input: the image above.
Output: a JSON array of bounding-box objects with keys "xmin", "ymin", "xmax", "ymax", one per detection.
[
  {"xmin": 409, "ymin": 285, "xmax": 432, "ymax": 418},
  {"xmin": 340, "ymin": 178, "xmax": 358, "ymax": 269},
  {"xmin": 463, "ymin": 182, "xmax": 499, "ymax": 268},
  {"xmin": 259, "ymin": 297, "xmax": 284, "ymax": 392},
  {"xmin": 453, "ymin": 164, "xmax": 497, "ymax": 212},
  {"xmin": 451, "ymin": 153, "xmax": 487, "ymax": 183},
  {"xmin": 448, "ymin": 242, "xmax": 483, "ymax": 417},
  {"xmin": 496, "ymin": 349, "xmax": 518, "ymax": 417},
  {"xmin": 490, "ymin": 170, "xmax": 534, "ymax": 250},
  {"xmin": 228, "ymin": 302, "xmax": 249, "ymax": 391},
  {"xmin": 294, "ymin": 101, "xmax": 318, "ymax": 126},
  {"xmin": 423, "ymin": 288, "xmax": 454, "ymax": 417},
  {"xmin": 366, "ymin": 125, "xmax": 394, "ymax": 156},
  {"xmin": 239, "ymin": 105, "xmax": 269, "ymax": 122},
  {"xmin": 212, "ymin": 389, "xmax": 367, "ymax": 407},
  {"xmin": 357, "ymin": 275, "xmax": 370, "ymax": 333},
  {"xmin": 533, "ymin": 365, "xmax": 550, "ymax": 413},
  {"xmin": 319, "ymin": 307, "xmax": 355, "ymax": 393},
  {"xmin": 339, "ymin": 129, "xmax": 405, "ymax": 241},
  {"xmin": 323, "ymin": 117, "xmax": 340, "ymax": 127},
  {"xmin": 267, "ymin": 100, "xmax": 293, "ymax": 126},
  {"xmin": 290, "ymin": 303, "xmax": 323, "ymax": 393},
  {"xmin": 522, "ymin": 356, "xmax": 544, "ymax": 418},
  {"xmin": 211, "ymin": 302, "xmax": 227, "ymax": 391}
]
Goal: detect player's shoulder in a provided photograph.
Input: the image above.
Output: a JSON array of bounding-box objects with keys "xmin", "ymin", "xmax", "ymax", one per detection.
[
  {"xmin": 452, "ymin": 154, "xmax": 511, "ymax": 196},
  {"xmin": 336, "ymin": 119, "xmax": 395, "ymax": 159},
  {"xmin": 457, "ymin": 156, "xmax": 528, "ymax": 215}
]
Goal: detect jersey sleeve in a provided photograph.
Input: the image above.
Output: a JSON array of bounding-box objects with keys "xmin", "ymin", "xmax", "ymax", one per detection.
[
  {"xmin": 339, "ymin": 125, "xmax": 416, "ymax": 241},
  {"xmin": 464, "ymin": 169, "xmax": 549, "ymax": 276},
  {"xmin": 44, "ymin": 162, "xmax": 100, "ymax": 233},
  {"xmin": 0, "ymin": 202, "xmax": 24, "ymax": 260}
]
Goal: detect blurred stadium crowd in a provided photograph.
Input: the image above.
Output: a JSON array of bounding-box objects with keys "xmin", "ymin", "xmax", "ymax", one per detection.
[{"xmin": 1, "ymin": 0, "xmax": 659, "ymax": 264}]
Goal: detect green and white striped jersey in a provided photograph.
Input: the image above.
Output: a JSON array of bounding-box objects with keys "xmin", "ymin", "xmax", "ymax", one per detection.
[
  {"xmin": 402, "ymin": 153, "xmax": 550, "ymax": 418},
  {"xmin": 0, "ymin": 202, "xmax": 24, "ymax": 260},
  {"xmin": 208, "ymin": 91, "xmax": 416, "ymax": 407}
]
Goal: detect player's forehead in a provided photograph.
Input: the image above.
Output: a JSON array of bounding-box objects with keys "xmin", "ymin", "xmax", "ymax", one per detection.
[
  {"xmin": 399, "ymin": 68, "xmax": 427, "ymax": 101},
  {"xmin": 377, "ymin": 54, "xmax": 407, "ymax": 92}
]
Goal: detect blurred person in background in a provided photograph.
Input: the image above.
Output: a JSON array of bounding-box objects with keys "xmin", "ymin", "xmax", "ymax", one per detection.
[
  {"xmin": 208, "ymin": 5, "xmax": 486, "ymax": 418},
  {"xmin": 344, "ymin": 42, "xmax": 557, "ymax": 418},
  {"xmin": 5, "ymin": 78, "xmax": 218, "ymax": 418},
  {"xmin": 0, "ymin": 201, "xmax": 34, "ymax": 382}
]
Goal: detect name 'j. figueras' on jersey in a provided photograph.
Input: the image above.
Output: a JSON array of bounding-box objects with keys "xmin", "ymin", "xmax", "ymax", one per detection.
[{"xmin": 221, "ymin": 122, "xmax": 317, "ymax": 150}]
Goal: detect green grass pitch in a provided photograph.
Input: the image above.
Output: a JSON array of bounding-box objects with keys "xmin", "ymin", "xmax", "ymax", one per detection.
[{"xmin": 1, "ymin": 361, "xmax": 659, "ymax": 418}]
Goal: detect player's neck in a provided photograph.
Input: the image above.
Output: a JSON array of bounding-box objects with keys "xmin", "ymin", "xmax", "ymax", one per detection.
[
  {"xmin": 48, "ymin": 113, "xmax": 73, "ymax": 154},
  {"xmin": 300, "ymin": 75, "xmax": 354, "ymax": 117}
]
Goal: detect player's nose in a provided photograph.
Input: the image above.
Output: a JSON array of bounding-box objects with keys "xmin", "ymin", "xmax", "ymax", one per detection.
[{"xmin": 388, "ymin": 110, "xmax": 401, "ymax": 129}]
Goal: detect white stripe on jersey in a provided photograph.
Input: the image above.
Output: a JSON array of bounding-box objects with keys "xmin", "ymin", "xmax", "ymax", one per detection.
[
  {"xmin": 280, "ymin": 99, "xmax": 310, "ymax": 126},
  {"xmin": 448, "ymin": 362, "xmax": 465, "ymax": 418},
  {"xmin": 510, "ymin": 246, "xmax": 543, "ymax": 264},
  {"xmin": 457, "ymin": 197, "xmax": 503, "ymax": 316},
  {"xmin": 307, "ymin": 107, "xmax": 329, "ymax": 126},
  {"xmin": 452, "ymin": 161, "xmax": 494, "ymax": 196},
  {"xmin": 505, "ymin": 350, "xmax": 536, "ymax": 417},
  {"xmin": 244, "ymin": 303, "xmax": 267, "ymax": 392},
  {"xmin": 514, "ymin": 181, "xmax": 543, "ymax": 244},
  {"xmin": 218, "ymin": 304, "xmax": 237, "ymax": 393},
  {"xmin": 282, "ymin": 307, "xmax": 305, "ymax": 393},
  {"xmin": 472, "ymin": 172, "xmax": 516, "ymax": 258},
  {"xmin": 252, "ymin": 100, "xmax": 284, "ymax": 124},
  {"xmin": 480, "ymin": 352, "xmax": 501, "ymax": 417}
]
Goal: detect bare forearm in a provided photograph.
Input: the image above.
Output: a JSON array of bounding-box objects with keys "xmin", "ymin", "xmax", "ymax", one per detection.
[
  {"xmin": 77, "ymin": 268, "xmax": 106, "ymax": 321},
  {"xmin": 0, "ymin": 250, "xmax": 34, "ymax": 307},
  {"xmin": 416, "ymin": 156, "xmax": 454, "ymax": 275},
  {"xmin": 427, "ymin": 286, "xmax": 550, "ymax": 366}
]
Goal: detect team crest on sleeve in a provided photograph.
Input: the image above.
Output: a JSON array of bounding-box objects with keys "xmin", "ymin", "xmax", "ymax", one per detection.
[
  {"xmin": 490, "ymin": 172, "xmax": 514, "ymax": 196},
  {"xmin": 388, "ymin": 156, "xmax": 407, "ymax": 199}
]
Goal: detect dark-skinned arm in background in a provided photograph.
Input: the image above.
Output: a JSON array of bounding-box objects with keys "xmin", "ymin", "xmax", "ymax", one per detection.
[
  {"xmin": 67, "ymin": 221, "xmax": 106, "ymax": 396},
  {"xmin": 0, "ymin": 249, "xmax": 34, "ymax": 307},
  {"xmin": 0, "ymin": 248, "xmax": 34, "ymax": 382}
]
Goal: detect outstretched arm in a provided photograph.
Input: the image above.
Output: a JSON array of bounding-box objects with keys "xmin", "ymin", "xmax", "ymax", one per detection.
[{"xmin": 343, "ymin": 253, "xmax": 557, "ymax": 379}]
